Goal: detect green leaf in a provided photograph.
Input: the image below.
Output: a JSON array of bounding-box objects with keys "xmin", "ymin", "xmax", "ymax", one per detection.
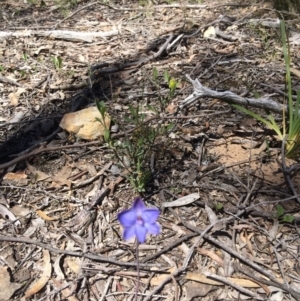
[
  {"xmin": 214, "ymin": 203, "xmax": 223, "ymax": 211},
  {"xmin": 96, "ymin": 99, "xmax": 106, "ymax": 117},
  {"xmin": 57, "ymin": 56, "xmax": 63, "ymax": 69},
  {"xmin": 164, "ymin": 70, "xmax": 170, "ymax": 83},
  {"xmin": 147, "ymin": 104, "xmax": 158, "ymax": 115},
  {"xmin": 152, "ymin": 67, "xmax": 158, "ymax": 82},
  {"xmin": 128, "ymin": 104, "xmax": 139, "ymax": 120},
  {"xmin": 281, "ymin": 214, "xmax": 295, "ymax": 223},
  {"xmin": 232, "ymin": 104, "xmax": 284, "ymax": 139},
  {"xmin": 276, "ymin": 204, "xmax": 285, "ymax": 219},
  {"xmin": 166, "ymin": 122, "xmax": 174, "ymax": 131},
  {"xmin": 104, "ymin": 128, "xmax": 111, "ymax": 143}
]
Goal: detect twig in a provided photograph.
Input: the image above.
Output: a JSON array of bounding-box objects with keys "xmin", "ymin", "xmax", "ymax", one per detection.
[
  {"xmin": 0, "ymin": 75, "xmax": 22, "ymax": 87},
  {"xmin": 181, "ymin": 75, "xmax": 288, "ymax": 114},
  {"xmin": 204, "ymin": 272, "xmax": 265, "ymax": 300},
  {"xmin": 273, "ymin": 247, "xmax": 290, "ymax": 291},
  {"xmin": 260, "ymin": 83, "xmax": 298, "ymax": 100},
  {"xmin": 99, "ymin": 276, "xmax": 113, "ymax": 301},
  {"xmin": 0, "ymin": 141, "xmax": 100, "ymax": 170},
  {"xmin": 170, "ymin": 275, "xmax": 179, "ymax": 301},
  {"xmin": 154, "ymin": 4, "xmax": 206, "ymax": 8},
  {"xmin": 66, "ymin": 162, "xmax": 112, "ymax": 190},
  {"xmin": 0, "ymin": 236, "xmax": 160, "ymax": 269},
  {"xmin": 141, "ymin": 233, "xmax": 198, "ymax": 263},
  {"xmin": 143, "ymin": 266, "xmax": 184, "ymax": 301},
  {"xmin": 37, "ymin": 276, "xmax": 86, "ymax": 301},
  {"xmin": 53, "ymin": 1, "xmax": 98, "ymax": 29}
]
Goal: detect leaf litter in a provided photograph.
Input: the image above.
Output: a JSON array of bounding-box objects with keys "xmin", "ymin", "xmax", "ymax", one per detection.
[{"xmin": 0, "ymin": 0, "xmax": 300, "ymax": 300}]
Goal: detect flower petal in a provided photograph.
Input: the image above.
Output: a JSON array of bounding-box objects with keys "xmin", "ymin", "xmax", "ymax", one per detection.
[
  {"xmin": 142, "ymin": 208, "xmax": 160, "ymax": 223},
  {"xmin": 135, "ymin": 225, "xmax": 147, "ymax": 243},
  {"xmin": 145, "ymin": 222, "xmax": 161, "ymax": 235},
  {"xmin": 118, "ymin": 209, "xmax": 137, "ymax": 227},
  {"xmin": 123, "ymin": 226, "xmax": 136, "ymax": 241},
  {"xmin": 133, "ymin": 197, "xmax": 146, "ymax": 211}
]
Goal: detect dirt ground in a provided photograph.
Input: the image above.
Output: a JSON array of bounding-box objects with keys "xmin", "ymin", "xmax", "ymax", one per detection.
[{"xmin": 1, "ymin": 0, "xmax": 300, "ymax": 300}]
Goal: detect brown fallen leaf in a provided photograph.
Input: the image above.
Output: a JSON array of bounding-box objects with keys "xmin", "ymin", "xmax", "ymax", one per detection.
[
  {"xmin": 290, "ymin": 67, "xmax": 300, "ymax": 78},
  {"xmin": 26, "ymin": 162, "xmax": 51, "ymax": 182},
  {"xmin": 197, "ymin": 247, "xmax": 224, "ymax": 267},
  {"xmin": 2, "ymin": 171, "xmax": 28, "ymax": 186},
  {"xmin": 166, "ymin": 102, "xmax": 177, "ymax": 113},
  {"xmin": 8, "ymin": 87, "xmax": 26, "ymax": 106},
  {"xmin": 51, "ymin": 165, "xmax": 72, "ymax": 188},
  {"xmin": 65, "ymin": 257, "xmax": 81, "ymax": 275},
  {"xmin": 185, "ymin": 281, "xmax": 212, "ymax": 301},
  {"xmin": 24, "ymin": 250, "xmax": 52, "ymax": 298},
  {"xmin": 36, "ymin": 210, "xmax": 60, "ymax": 221},
  {"xmin": 186, "ymin": 272, "xmax": 261, "ymax": 288},
  {"xmin": 52, "ymin": 278, "xmax": 79, "ymax": 301},
  {"xmin": 150, "ymin": 267, "xmax": 176, "ymax": 286},
  {"xmin": 0, "ymin": 266, "xmax": 22, "ymax": 301}
]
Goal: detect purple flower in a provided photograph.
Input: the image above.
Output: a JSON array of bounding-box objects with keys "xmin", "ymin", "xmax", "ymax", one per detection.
[{"xmin": 117, "ymin": 197, "xmax": 161, "ymax": 243}]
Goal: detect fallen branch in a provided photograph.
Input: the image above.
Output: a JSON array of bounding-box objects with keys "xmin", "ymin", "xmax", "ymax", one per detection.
[
  {"xmin": 0, "ymin": 30, "xmax": 118, "ymax": 42},
  {"xmin": 181, "ymin": 75, "xmax": 287, "ymax": 114},
  {"xmin": 0, "ymin": 236, "xmax": 158, "ymax": 269}
]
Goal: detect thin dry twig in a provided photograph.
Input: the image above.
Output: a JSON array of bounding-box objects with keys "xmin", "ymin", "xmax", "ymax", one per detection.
[
  {"xmin": 0, "ymin": 236, "xmax": 160, "ymax": 269},
  {"xmin": 204, "ymin": 272, "xmax": 265, "ymax": 300}
]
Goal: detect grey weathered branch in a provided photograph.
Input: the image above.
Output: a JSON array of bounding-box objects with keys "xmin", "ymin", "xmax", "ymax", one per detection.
[
  {"xmin": 0, "ymin": 30, "xmax": 118, "ymax": 42},
  {"xmin": 181, "ymin": 75, "xmax": 287, "ymax": 114}
]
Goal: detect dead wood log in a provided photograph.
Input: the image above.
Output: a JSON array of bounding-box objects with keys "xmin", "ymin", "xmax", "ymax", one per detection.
[
  {"xmin": 181, "ymin": 75, "xmax": 287, "ymax": 115},
  {"xmin": 0, "ymin": 30, "xmax": 118, "ymax": 42}
]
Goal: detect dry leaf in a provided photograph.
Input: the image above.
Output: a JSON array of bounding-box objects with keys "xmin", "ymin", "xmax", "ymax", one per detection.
[
  {"xmin": 290, "ymin": 67, "xmax": 300, "ymax": 78},
  {"xmin": 8, "ymin": 87, "xmax": 26, "ymax": 106},
  {"xmin": 0, "ymin": 266, "xmax": 22, "ymax": 301},
  {"xmin": 65, "ymin": 257, "xmax": 81, "ymax": 274},
  {"xmin": 52, "ymin": 278, "xmax": 79, "ymax": 301},
  {"xmin": 166, "ymin": 102, "xmax": 177, "ymax": 113},
  {"xmin": 185, "ymin": 281, "xmax": 212, "ymax": 300},
  {"xmin": 2, "ymin": 171, "xmax": 28, "ymax": 186},
  {"xmin": 26, "ymin": 162, "xmax": 51, "ymax": 182},
  {"xmin": 24, "ymin": 250, "xmax": 52, "ymax": 298},
  {"xmin": 161, "ymin": 193, "xmax": 199, "ymax": 208},
  {"xmin": 36, "ymin": 210, "xmax": 59, "ymax": 221},
  {"xmin": 186, "ymin": 272, "xmax": 222, "ymax": 285},
  {"xmin": 52, "ymin": 165, "xmax": 72, "ymax": 188},
  {"xmin": 186, "ymin": 272, "xmax": 261, "ymax": 288},
  {"xmin": 150, "ymin": 267, "xmax": 176, "ymax": 286},
  {"xmin": 53, "ymin": 255, "xmax": 65, "ymax": 280},
  {"xmin": 197, "ymin": 247, "xmax": 224, "ymax": 266}
]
